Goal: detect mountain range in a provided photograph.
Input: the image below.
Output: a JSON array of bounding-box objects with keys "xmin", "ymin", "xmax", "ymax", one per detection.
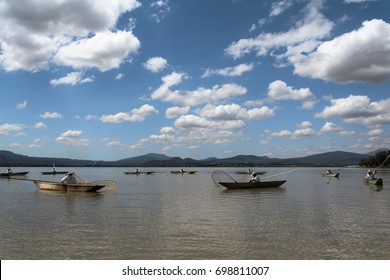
[{"xmin": 0, "ymin": 150, "xmax": 377, "ymax": 168}]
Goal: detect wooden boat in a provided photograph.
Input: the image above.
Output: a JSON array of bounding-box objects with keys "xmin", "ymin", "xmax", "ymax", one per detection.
[
  {"xmin": 322, "ymin": 173, "xmax": 339, "ymax": 178},
  {"xmin": 124, "ymin": 171, "xmax": 154, "ymax": 175},
  {"xmin": 171, "ymin": 170, "xmax": 197, "ymax": 174},
  {"xmin": 364, "ymin": 178, "xmax": 383, "ymax": 185},
  {"xmin": 33, "ymin": 180, "xmax": 106, "ymax": 192},
  {"xmin": 0, "ymin": 171, "xmax": 29, "ymax": 177},
  {"xmin": 41, "ymin": 171, "xmax": 68, "ymax": 175},
  {"xmin": 236, "ymin": 171, "xmax": 266, "ymax": 175},
  {"xmin": 219, "ymin": 180, "xmax": 287, "ymax": 189}
]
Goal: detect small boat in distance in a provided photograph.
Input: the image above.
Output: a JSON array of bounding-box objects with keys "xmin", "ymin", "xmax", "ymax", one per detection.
[
  {"xmin": 0, "ymin": 167, "xmax": 29, "ymax": 177},
  {"xmin": 41, "ymin": 164, "xmax": 68, "ymax": 175},
  {"xmin": 124, "ymin": 171, "xmax": 154, "ymax": 175},
  {"xmin": 171, "ymin": 170, "xmax": 197, "ymax": 174},
  {"xmin": 33, "ymin": 180, "xmax": 106, "ymax": 192},
  {"xmin": 41, "ymin": 171, "xmax": 69, "ymax": 175},
  {"xmin": 0, "ymin": 171, "xmax": 29, "ymax": 177},
  {"xmin": 219, "ymin": 180, "xmax": 287, "ymax": 189}
]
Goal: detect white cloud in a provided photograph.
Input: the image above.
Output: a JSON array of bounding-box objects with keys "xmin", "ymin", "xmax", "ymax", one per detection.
[
  {"xmin": 150, "ymin": 0, "xmax": 170, "ymax": 22},
  {"xmin": 55, "ymin": 31, "xmax": 140, "ymax": 71},
  {"xmin": 320, "ymin": 122, "xmax": 343, "ymax": 132},
  {"xmin": 100, "ymin": 104, "xmax": 159, "ymax": 123},
  {"xmin": 197, "ymin": 104, "xmax": 274, "ymax": 121},
  {"xmin": 115, "ymin": 73, "xmax": 125, "ymax": 80},
  {"xmin": 143, "ymin": 57, "xmax": 168, "ymax": 73},
  {"xmin": 131, "ymin": 104, "xmax": 159, "ymax": 117},
  {"xmin": 165, "ymin": 106, "xmax": 190, "ymax": 119},
  {"xmin": 152, "ymin": 72, "xmax": 247, "ymax": 106},
  {"xmin": 338, "ymin": 130, "xmax": 357, "ymax": 136},
  {"xmin": 268, "ymin": 80, "xmax": 314, "ymax": 101},
  {"xmin": 343, "ymin": 0, "xmax": 376, "ymax": 3},
  {"xmin": 39, "ymin": 112, "xmax": 63, "ymax": 119},
  {"xmin": 292, "ymin": 19, "xmax": 390, "ymax": 83},
  {"xmin": 34, "ymin": 122, "xmax": 47, "ymax": 129},
  {"xmin": 224, "ymin": 0, "xmax": 333, "ymax": 59},
  {"xmin": 16, "ymin": 100, "xmax": 27, "ymax": 109},
  {"xmin": 202, "ymin": 63, "xmax": 254, "ymax": 78},
  {"xmin": 50, "ymin": 72, "xmax": 94, "ymax": 86},
  {"xmin": 292, "ymin": 121, "xmax": 316, "ymax": 139},
  {"xmin": 270, "ymin": 130, "xmax": 292, "ymax": 137},
  {"xmin": 0, "ymin": 0, "xmax": 141, "ymax": 72},
  {"xmin": 0, "ymin": 123, "xmax": 25, "ymax": 135},
  {"xmin": 367, "ymin": 128, "xmax": 383, "ymax": 136},
  {"xmin": 174, "ymin": 115, "xmax": 212, "ymax": 129},
  {"xmin": 269, "ymin": 0, "xmax": 293, "ymax": 17},
  {"xmin": 315, "ymin": 95, "xmax": 390, "ymax": 126},
  {"xmin": 9, "ymin": 143, "xmax": 23, "ymax": 148},
  {"xmin": 56, "ymin": 130, "xmax": 90, "ymax": 146}
]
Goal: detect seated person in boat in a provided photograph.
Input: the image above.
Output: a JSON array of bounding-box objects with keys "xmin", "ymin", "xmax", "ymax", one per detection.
[
  {"xmin": 365, "ymin": 170, "xmax": 376, "ymax": 180},
  {"xmin": 7, "ymin": 167, "xmax": 12, "ymax": 174},
  {"xmin": 135, "ymin": 168, "xmax": 140, "ymax": 174},
  {"xmin": 249, "ymin": 172, "xmax": 261, "ymax": 182},
  {"xmin": 325, "ymin": 170, "xmax": 333, "ymax": 174},
  {"xmin": 61, "ymin": 171, "xmax": 77, "ymax": 184}
]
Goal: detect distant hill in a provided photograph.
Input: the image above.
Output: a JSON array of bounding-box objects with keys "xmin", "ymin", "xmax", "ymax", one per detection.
[
  {"xmin": 0, "ymin": 149, "xmax": 372, "ymax": 167},
  {"xmin": 116, "ymin": 153, "xmax": 170, "ymax": 166},
  {"xmin": 279, "ymin": 151, "xmax": 366, "ymax": 166}
]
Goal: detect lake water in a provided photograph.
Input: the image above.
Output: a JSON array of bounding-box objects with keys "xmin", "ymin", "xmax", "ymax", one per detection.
[{"xmin": 1, "ymin": 167, "xmax": 389, "ymax": 260}]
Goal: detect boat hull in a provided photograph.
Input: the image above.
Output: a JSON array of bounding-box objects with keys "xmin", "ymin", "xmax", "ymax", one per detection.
[
  {"xmin": 41, "ymin": 171, "xmax": 68, "ymax": 175},
  {"xmin": 0, "ymin": 172, "xmax": 29, "ymax": 177},
  {"xmin": 322, "ymin": 173, "xmax": 339, "ymax": 178},
  {"xmin": 124, "ymin": 171, "xmax": 154, "ymax": 175},
  {"xmin": 219, "ymin": 180, "xmax": 287, "ymax": 189},
  {"xmin": 171, "ymin": 171, "xmax": 197, "ymax": 174},
  {"xmin": 364, "ymin": 178, "xmax": 383, "ymax": 185},
  {"xmin": 33, "ymin": 180, "xmax": 105, "ymax": 192}
]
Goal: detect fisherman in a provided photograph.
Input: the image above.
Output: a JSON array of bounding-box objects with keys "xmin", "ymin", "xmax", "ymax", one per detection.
[
  {"xmin": 7, "ymin": 167, "xmax": 12, "ymax": 174},
  {"xmin": 249, "ymin": 172, "xmax": 261, "ymax": 182},
  {"xmin": 325, "ymin": 170, "xmax": 333, "ymax": 175},
  {"xmin": 365, "ymin": 170, "xmax": 376, "ymax": 180},
  {"xmin": 135, "ymin": 168, "xmax": 140, "ymax": 174},
  {"xmin": 61, "ymin": 171, "xmax": 77, "ymax": 184}
]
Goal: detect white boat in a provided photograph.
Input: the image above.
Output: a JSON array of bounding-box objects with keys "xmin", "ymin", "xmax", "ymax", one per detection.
[{"xmin": 33, "ymin": 180, "xmax": 106, "ymax": 192}]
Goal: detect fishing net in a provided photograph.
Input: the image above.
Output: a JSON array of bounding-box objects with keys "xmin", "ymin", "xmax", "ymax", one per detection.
[
  {"xmin": 212, "ymin": 170, "xmax": 237, "ymax": 187},
  {"xmin": 93, "ymin": 180, "xmax": 117, "ymax": 188},
  {"xmin": 73, "ymin": 175, "xmax": 89, "ymax": 184},
  {"xmin": 73, "ymin": 174, "xmax": 117, "ymax": 188}
]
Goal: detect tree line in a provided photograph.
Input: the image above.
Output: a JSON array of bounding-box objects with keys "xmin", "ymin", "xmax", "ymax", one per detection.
[{"xmin": 359, "ymin": 150, "xmax": 390, "ymax": 168}]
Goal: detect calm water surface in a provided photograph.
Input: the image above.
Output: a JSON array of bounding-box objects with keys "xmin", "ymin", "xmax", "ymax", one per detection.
[{"xmin": 1, "ymin": 167, "xmax": 389, "ymax": 260}]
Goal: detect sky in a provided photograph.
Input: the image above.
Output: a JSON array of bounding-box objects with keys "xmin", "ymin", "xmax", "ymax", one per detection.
[{"xmin": 0, "ymin": 0, "xmax": 389, "ymax": 161}]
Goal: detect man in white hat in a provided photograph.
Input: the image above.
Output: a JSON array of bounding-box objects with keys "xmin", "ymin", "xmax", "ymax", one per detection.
[
  {"xmin": 61, "ymin": 171, "xmax": 77, "ymax": 184},
  {"xmin": 249, "ymin": 172, "xmax": 261, "ymax": 182},
  {"xmin": 365, "ymin": 170, "xmax": 376, "ymax": 180}
]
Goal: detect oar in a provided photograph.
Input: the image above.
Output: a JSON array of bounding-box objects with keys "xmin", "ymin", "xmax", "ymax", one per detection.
[{"xmin": 261, "ymin": 168, "xmax": 301, "ymax": 180}]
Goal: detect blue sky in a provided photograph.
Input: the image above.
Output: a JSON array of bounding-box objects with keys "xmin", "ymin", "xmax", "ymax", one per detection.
[{"xmin": 0, "ymin": 0, "xmax": 389, "ymax": 161}]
